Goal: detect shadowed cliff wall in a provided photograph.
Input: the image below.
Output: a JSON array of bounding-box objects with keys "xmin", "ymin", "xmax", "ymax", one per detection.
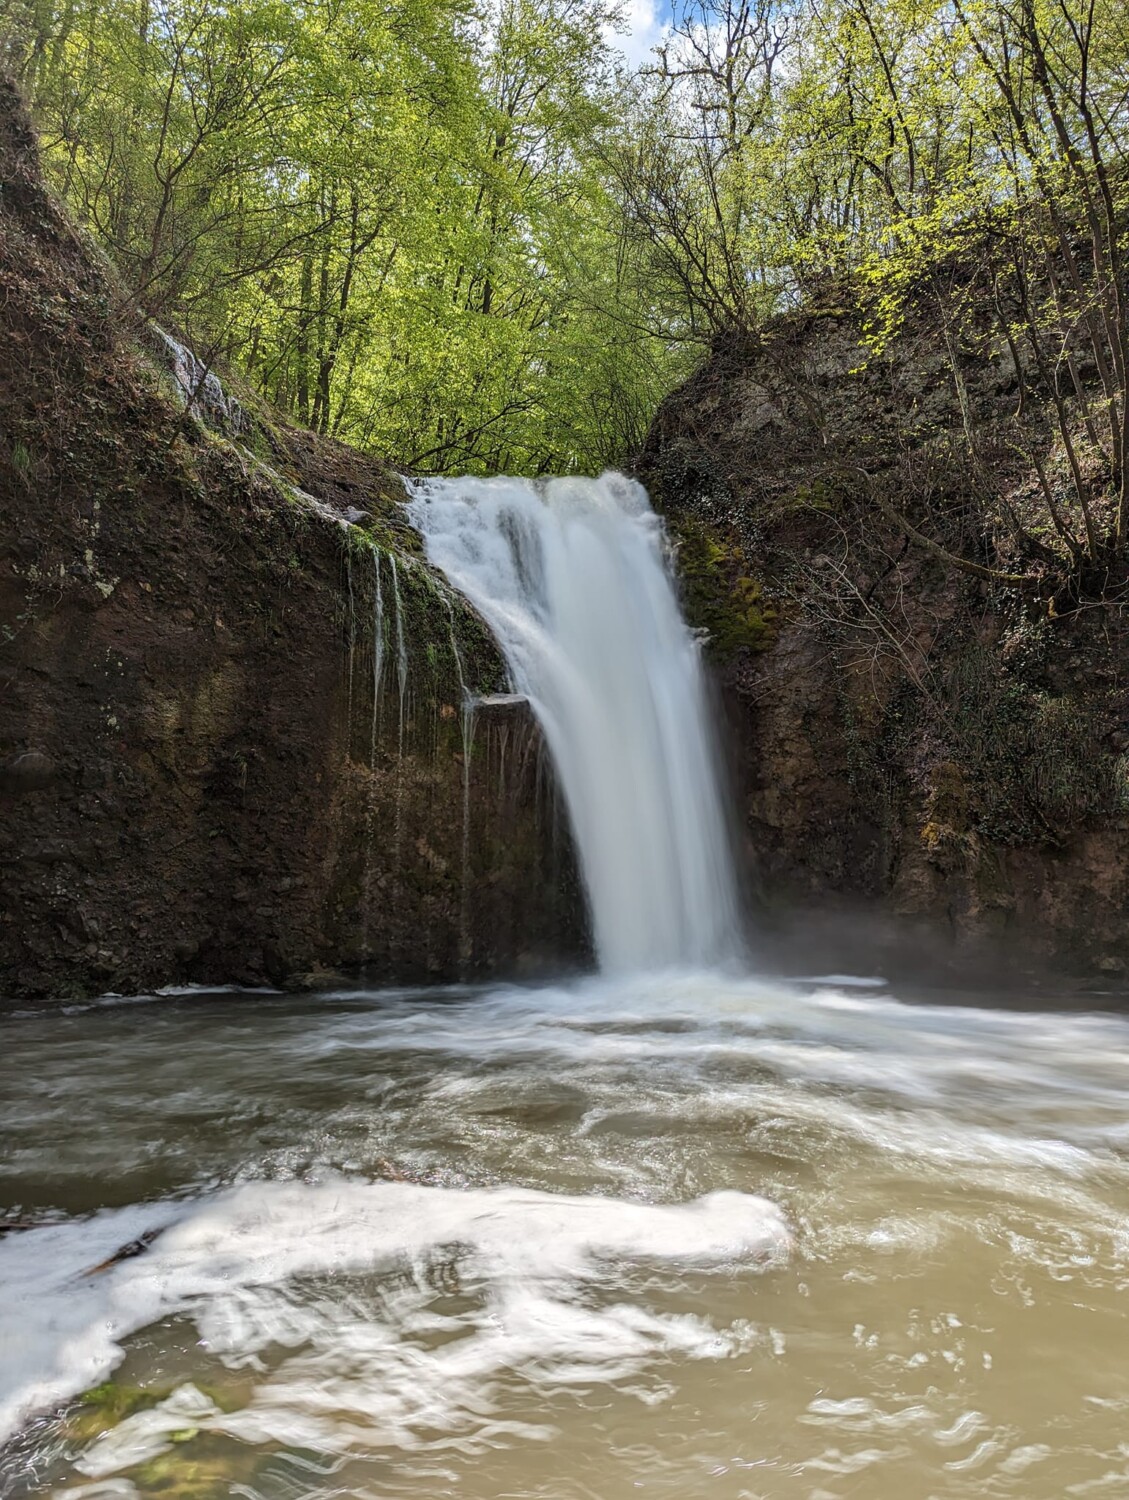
[
  {"xmin": 0, "ymin": 79, "xmax": 585, "ymax": 1001},
  {"xmin": 639, "ymin": 299, "xmax": 1129, "ymax": 984}
]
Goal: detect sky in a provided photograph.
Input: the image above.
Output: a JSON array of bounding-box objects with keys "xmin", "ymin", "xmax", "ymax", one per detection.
[{"xmin": 612, "ymin": 0, "xmax": 669, "ymax": 66}]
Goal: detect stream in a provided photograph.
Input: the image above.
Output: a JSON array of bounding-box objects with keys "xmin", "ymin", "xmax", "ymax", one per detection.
[{"xmin": 3, "ymin": 972, "xmax": 1129, "ymax": 1499}]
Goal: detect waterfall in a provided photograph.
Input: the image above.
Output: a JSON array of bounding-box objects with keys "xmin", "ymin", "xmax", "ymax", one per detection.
[
  {"xmin": 389, "ymin": 555, "xmax": 409, "ymax": 751},
  {"xmin": 405, "ymin": 472, "xmax": 740, "ymax": 973}
]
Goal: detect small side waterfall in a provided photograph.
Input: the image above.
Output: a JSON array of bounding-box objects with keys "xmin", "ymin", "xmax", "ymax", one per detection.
[{"xmin": 405, "ymin": 472, "xmax": 740, "ymax": 973}]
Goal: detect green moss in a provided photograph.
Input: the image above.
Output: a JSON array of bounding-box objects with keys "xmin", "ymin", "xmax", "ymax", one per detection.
[
  {"xmin": 786, "ymin": 478, "xmax": 841, "ymax": 512},
  {"xmin": 132, "ymin": 1438, "xmax": 257, "ymax": 1500},
  {"xmin": 64, "ymin": 1381, "xmax": 257, "ymax": 1500},
  {"xmin": 338, "ymin": 528, "xmax": 508, "ymax": 766},
  {"xmin": 357, "ymin": 513, "xmax": 423, "ymax": 556},
  {"xmin": 67, "ymin": 1382, "xmax": 173, "ymax": 1442},
  {"xmin": 70, "ymin": 1378, "xmax": 246, "ymax": 1444},
  {"xmin": 11, "ymin": 439, "xmax": 32, "ymax": 483},
  {"xmin": 672, "ymin": 517, "xmax": 777, "ymax": 656}
]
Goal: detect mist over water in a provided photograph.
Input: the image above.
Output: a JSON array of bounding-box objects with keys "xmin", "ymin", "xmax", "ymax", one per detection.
[{"xmin": 405, "ymin": 473, "xmax": 740, "ymax": 971}]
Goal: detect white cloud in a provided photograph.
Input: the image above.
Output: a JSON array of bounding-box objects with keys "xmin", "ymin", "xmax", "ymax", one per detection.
[{"xmin": 607, "ymin": 0, "xmax": 668, "ymax": 68}]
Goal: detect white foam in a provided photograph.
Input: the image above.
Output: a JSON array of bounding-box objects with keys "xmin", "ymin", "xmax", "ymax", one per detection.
[{"xmin": 0, "ymin": 1179, "xmax": 788, "ymax": 1455}]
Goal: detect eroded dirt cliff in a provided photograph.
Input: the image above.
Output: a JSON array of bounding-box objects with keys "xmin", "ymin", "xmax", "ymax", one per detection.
[
  {"xmin": 639, "ymin": 292, "xmax": 1129, "ymax": 982},
  {"xmin": 0, "ymin": 80, "xmax": 584, "ymax": 1001}
]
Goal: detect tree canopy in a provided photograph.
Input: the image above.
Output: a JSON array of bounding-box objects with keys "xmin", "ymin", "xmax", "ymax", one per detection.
[{"xmin": 3, "ymin": 0, "xmax": 1128, "ymax": 506}]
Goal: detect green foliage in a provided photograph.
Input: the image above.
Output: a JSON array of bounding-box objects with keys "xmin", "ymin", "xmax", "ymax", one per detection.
[
  {"xmin": 4, "ymin": 0, "xmax": 1128, "ymax": 519},
  {"xmin": 11, "ymin": 439, "xmax": 32, "ymax": 483},
  {"xmin": 605, "ymin": 0, "xmax": 1129, "ymax": 578},
  {"xmin": 1, "ymin": 0, "xmax": 691, "ymax": 474}
]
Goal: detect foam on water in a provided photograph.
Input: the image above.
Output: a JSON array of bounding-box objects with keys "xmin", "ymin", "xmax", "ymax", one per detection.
[
  {"xmin": 6, "ymin": 976, "xmax": 1129, "ymax": 1496},
  {"xmin": 0, "ymin": 1178, "xmax": 788, "ymax": 1452}
]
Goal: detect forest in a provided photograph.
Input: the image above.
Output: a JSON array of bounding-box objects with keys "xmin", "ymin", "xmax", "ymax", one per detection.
[{"xmin": 3, "ymin": 0, "xmax": 1127, "ymax": 516}]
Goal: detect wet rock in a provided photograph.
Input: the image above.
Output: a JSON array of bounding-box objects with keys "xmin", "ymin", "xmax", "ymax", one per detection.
[
  {"xmin": 151, "ymin": 325, "xmax": 245, "ymax": 435},
  {"xmin": 84, "ymin": 1225, "xmax": 165, "ymax": 1276},
  {"xmin": 1, "ymin": 749, "xmax": 56, "ymax": 793},
  {"xmin": 0, "ymin": 1219, "xmax": 38, "ymax": 1236},
  {"xmin": 260, "ymin": 942, "xmax": 289, "ymax": 984},
  {"xmin": 63, "ymin": 908, "xmax": 101, "ymax": 941},
  {"xmin": 285, "ymin": 967, "xmax": 349, "ymax": 992},
  {"xmin": 78, "ymin": 760, "xmax": 112, "ymax": 789}
]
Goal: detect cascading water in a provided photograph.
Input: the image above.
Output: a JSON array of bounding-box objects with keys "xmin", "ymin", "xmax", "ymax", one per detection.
[{"xmin": 405, "ymin": 471, "xmax": 740, "ymax": 972}]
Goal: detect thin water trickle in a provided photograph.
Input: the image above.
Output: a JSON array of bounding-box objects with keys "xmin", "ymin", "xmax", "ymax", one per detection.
[
  {"xmin": 344, "ymin": 545, "xmax": 356, "ymax": 733},
  {"xmin": 439, "ymin": 589, "xmax": 476, "ymax": 968},
  {"xmin": 405, "ymin": 473, "xmax": 740, "ymax": 972},
  {"xmin": 361, "ymin": 547, "xmax": 386, "ymax": 962},
  {"xmin": 390, "ymin": 553, "xmax": 409, "ymax": 741},
  {"xmin": 371, "ymin": 545, "xmax": 385, "ymax": 761},
  {"xmin": 389, "ymin": 553, "xmax": 410, "ymax": 865}
]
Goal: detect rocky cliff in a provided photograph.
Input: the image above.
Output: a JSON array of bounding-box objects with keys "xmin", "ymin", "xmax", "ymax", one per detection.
[
  {"xmin": 638, "ymin": 288, "xmax": 1129, "ymax": 983},
  {"xmin": 0, "ymin": 80, "xmax": 584, "ymax": 1001}
]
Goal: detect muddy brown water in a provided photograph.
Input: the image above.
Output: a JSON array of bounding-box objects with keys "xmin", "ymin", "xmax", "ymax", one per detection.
[{"xmin": 2, "ymin": 972, "xmax": 1128, "ymax": 1499}]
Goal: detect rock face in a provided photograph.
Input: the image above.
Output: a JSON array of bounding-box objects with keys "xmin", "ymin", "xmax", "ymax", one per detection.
[
  {"xmin": 0, "ymin": 79, "xmax": 585, "ymax": 1001},
  {"xmin": 638, "ymin": 306, "xmax": 1129, "ymax": 983}
]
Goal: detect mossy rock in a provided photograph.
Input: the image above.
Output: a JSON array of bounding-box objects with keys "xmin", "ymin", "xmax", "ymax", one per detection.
[
  {"xmin": 343, "ymin": 529, "xmax": 507, "ymax": 700},
  {"xmin": 67, "ymin": 1383, "xmax": 258, "ymax": 1499},
  {"xmin": 133, "ymin": 1437, "xmax": 256, "ymax": 1500},
  {"xmin": 67, "ymin": 1381, "xmax": 175, "ymax": 1442},
  {"xmin": 671, "ymin": 516, "xmax": 777, "ymax": 656},
  {"xmin": 69, "ymin": 1379, "xmax": 244, "ymax": 1444},
  {"xmin": 786, "ymin": 479, "xmax": 840, "ymax": 512}
]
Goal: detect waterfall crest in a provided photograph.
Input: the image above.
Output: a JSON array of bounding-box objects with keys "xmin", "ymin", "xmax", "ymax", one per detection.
[{"xmin": 405, "ymin": 472, "xmax": 740, "ymax": 973}]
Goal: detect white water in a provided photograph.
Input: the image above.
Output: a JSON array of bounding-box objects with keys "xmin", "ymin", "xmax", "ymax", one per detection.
[
  {"xmin": 0, "ymin": 1176, "xmax": 787, "ymax": 1453},
  {"xmin": 9, "ymin": 476, "xmax": 1128, "ymax": 1499},
  {"xmin": 405, "ymin": 473, "xmax": 740, "ymax": 972},
  {"xmin": 4, "ymin": 976, "xmax": 1129, "ymax": 1500}
]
